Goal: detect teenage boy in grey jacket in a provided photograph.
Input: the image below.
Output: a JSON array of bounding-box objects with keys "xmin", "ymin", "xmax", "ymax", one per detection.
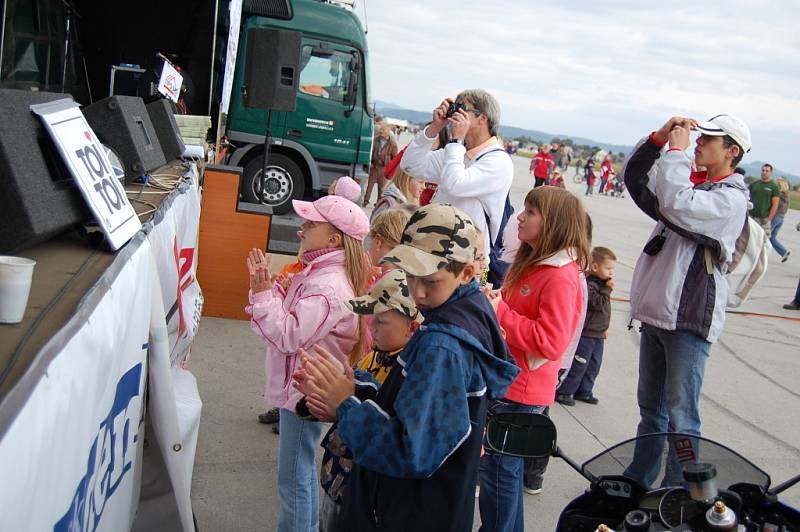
[{"xmin": 622, "ymin": 114, "xmax": 750, "ymax": 488}]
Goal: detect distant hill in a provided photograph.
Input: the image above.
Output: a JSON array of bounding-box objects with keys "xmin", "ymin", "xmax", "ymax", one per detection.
[
  {"xmin": 739, "ymin": 161, "xmax": 799, "ymax": 183},
  {"xmin": 375, "ymin": 102, "xmax": 800, "ymax": 183},
  {"xmin": 375, "ymin": 100, "xmax": 633, "ymax": 155}
]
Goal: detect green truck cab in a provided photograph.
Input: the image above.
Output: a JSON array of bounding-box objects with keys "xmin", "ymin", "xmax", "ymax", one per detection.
[{"xmin": 226, "ymin": 0, "xmax": 373, "ymax": 214}]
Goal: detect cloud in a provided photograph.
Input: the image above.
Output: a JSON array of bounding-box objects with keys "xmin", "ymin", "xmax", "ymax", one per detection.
[{"xmin": 362, "ymin": 1, "xmax": 800, "ymax": 173}]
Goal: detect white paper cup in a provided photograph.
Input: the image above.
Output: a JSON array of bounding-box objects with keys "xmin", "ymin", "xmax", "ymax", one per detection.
[{"xmin": 0, "ymin": 256, "xmax": 36, "ymax": 323}]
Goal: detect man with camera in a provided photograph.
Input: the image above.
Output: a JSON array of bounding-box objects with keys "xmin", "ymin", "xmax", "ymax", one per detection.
[
  {"xmin": 399, "ymin": 90, "xmax": 513, "ymax": 264},
  {"xmin": 621, "ymin": 115, "xmax": 751, "ymax": 487}
]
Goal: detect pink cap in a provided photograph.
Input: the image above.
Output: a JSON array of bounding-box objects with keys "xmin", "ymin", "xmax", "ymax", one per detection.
[
  {"xmin": 331, "ymin": 176, "xmax": 362, "ymax": 202},
  {"xmin": 293, "ymin": 196, "xmax": 370, "ymax": 241}
]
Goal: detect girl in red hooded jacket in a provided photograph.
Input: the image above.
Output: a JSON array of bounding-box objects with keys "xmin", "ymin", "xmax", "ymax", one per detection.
[{"xmin": 480, "ymin": 186, "xmax": 590, "ymax": 532}]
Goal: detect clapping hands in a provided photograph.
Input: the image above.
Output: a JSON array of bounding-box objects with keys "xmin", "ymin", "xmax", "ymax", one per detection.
[
  {"xmin": 292, "ymin": 344, "xmax": 354, "ymax": 422},
  {"xmin": 246, "ymin": 248, "xmax": 276, "ymax": 294}
]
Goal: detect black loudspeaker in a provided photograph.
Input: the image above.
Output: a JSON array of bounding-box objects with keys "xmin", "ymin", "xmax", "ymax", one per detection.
[
  {"xmin": 146, "ymin": 99, "xmax": 185, "ymax": 162},
  {"xmin": 82, "ymin": 96, "xmax": 166, "ymax": 182},
  {"xmin": 244, "ymin": 28, "xmax": 301, "ymax": 111},
  {"xmin": 0, "ymin": 89, "xmax": 88, "ymax": 253}
]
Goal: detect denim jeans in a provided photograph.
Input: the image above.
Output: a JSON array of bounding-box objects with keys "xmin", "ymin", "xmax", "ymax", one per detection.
[
  {"xmin": 277, "ymin": 408, "xmax": 322, "ymax": 532},
  {"xmin": 625, "ymin": 324, "xmax": 710, "ymax": 488},
  {"xmin": 479, "ymin": 400, "xmax": 547, "ymax": 532},
  {"xmin": 770, "ymin": 215, "xmax": 787, "ymax": 257},
  {"xmin": 558, "ymin": 336, "xmax": 604, "ymax": 397}
]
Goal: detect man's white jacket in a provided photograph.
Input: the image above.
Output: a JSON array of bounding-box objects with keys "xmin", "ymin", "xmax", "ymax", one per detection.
[{"xmin": 400, "ymin": 128, "xmax": 513, "ymax": 258}]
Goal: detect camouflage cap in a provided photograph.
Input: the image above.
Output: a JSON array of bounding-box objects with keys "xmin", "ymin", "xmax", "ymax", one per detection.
[
  {"xmin": 349, "ymin": 270, "xmax": 422, "ymax": 322},
  {"xmin": 380, "ymin": 204, "xmax": 477, "ymax": 276}
]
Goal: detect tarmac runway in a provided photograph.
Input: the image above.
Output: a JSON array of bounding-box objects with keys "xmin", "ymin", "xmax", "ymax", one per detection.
[{"xmin": 189, "ymin": 151, "xmax": 800, "ymax": 531}]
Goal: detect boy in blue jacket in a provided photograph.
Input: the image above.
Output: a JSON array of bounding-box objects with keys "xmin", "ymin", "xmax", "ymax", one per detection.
[{"xmin": 295, "ymin": 204, "xmax": 519, "ymax": 532}]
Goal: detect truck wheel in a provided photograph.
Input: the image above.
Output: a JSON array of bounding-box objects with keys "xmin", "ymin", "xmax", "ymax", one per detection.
[{"xmin": 241, "ymin": 154, "xmax": 306, "ymax": 215}]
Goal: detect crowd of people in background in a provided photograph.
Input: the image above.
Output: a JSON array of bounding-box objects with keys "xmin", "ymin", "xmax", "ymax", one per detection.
[{"xmin": 243, "ymin": 88, "xmax": 798, "ymax": 531}]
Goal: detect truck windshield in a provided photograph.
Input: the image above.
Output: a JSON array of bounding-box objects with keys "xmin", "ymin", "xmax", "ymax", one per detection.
[{"xmin": 298, "ymin": 46, "xmax": 352, "ymax": 103}]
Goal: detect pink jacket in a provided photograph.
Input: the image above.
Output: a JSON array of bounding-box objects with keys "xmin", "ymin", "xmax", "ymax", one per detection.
[
  {"xmin": 497, "ymin": 250, "xmax": 583, "ymax": 406},
  {"xmin": 245, "ymin": 250, "xmax": 358, "ymax": 410}
]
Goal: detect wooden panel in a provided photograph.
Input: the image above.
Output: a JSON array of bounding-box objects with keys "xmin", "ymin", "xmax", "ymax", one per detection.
[{"xmin": 197, "ymin": 166, "xmax": 271, "ymax": 320}]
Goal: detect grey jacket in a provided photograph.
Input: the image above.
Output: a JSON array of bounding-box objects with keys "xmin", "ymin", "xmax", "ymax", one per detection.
[
  {"xmin": 623, "ymin": 136, "xmax": 749, "ymax": 343},
  {"xmin": 370, "ymin": 183, "xmax": 407, "ymax": 221}
]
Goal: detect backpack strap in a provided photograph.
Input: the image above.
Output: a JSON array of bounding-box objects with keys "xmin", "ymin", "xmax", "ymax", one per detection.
[
  {"xmin": 474, "ymin": 147, "xmax": 506, "ymax": 162},
  {"xmin": 475, "ymin": 147, "xmax": 510, "ymax": 225}
]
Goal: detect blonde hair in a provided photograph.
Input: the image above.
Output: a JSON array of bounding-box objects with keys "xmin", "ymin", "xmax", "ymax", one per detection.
[
  {"xmin": 504, "ymin": 187, "xmax": 590, "ymax": 292},
  {"xmin": 369, "ymin": 208, "xmax": 410, "ymax": 248},
  {"xmin": 342, "ymin": 233, "xmax": 372, "ymax": 364},
  {"xmin": 777, "ymin": 177, "xmax": 790, "ymax": 193},
  {"xmin": 392, "ymin": 169, "xmax": 421, "ymax": 204}
]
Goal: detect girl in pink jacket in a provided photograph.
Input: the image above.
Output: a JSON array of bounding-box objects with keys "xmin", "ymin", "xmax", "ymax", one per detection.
[
  {"xmin": 480, "ymin": 186, "xmax": 590, "ymax": 531},
  {"xmin": 245, "ymin": 195, "xmax": 371, "ymax": 532}
]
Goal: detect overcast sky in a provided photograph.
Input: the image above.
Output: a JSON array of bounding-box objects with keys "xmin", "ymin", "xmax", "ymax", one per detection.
[{"xmin": 358, "ymin": 1, "xmax": 800, "ymax": 174}]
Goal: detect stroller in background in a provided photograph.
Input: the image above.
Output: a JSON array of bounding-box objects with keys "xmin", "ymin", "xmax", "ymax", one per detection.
[{"xmin": 606, "ymin": 175, "xmax": 626, "ymax": 198}]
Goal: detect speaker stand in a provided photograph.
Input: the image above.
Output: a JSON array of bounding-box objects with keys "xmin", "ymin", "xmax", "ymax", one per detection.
[
  {"xmin": 259, "ymin": 110, "xmax": 273, "ymax": 205},
  {"xmin": 60, "ymin": 0, "xmax": 82, "ymax": 92}
]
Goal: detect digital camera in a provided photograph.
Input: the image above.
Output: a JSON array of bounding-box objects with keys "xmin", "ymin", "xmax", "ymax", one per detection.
[{"xmin": 445, "ymin": 101, "xmax": 466, "ymax": 118}]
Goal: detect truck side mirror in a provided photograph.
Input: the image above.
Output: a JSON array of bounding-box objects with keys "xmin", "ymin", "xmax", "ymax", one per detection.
[{"xmin": 344, "ymin": 55, "xmax": 360, "ymax": 117}]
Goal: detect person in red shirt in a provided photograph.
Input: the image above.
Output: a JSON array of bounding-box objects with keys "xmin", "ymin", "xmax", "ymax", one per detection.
[
  {"xmin": 600, "ymin": 154, "xmax": 614, "ymax": 195},
  {"xmin": 530, "ymin": 144, "xmax": 555, "ymax": 188},
  {"xmin": 480, "ymin": 186, "xmax": 589, "ymax": 530}
]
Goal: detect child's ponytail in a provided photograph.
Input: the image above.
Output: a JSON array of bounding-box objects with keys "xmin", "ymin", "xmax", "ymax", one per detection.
[{"xmin": 342, "ymin": 233, "xmax": 372, "ymax": 364}]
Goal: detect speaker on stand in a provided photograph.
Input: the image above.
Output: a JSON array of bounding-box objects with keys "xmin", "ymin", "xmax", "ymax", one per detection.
[{"xmin": 242, "ymin": 28, "xmax": 302, "ymax": 203}]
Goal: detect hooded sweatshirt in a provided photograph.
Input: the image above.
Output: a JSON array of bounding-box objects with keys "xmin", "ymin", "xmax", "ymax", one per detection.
[
  {"xmin": 496, "ymin": 250, "xmax": 583, "ymax": 405},
  {"xmin": 335, "ymin": 280, "xmax": 519, "ymax": 532}
]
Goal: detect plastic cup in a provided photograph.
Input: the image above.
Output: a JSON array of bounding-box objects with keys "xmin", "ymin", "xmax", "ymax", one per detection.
[{"xmin": 0, "ymin": 256, "xmax": 36, "ymax": 323}]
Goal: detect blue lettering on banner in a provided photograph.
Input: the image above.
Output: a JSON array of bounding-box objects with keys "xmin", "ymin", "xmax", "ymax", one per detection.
[{"xmin": 53, "ymin": 363, "xmax": 144, "ymax": 532}]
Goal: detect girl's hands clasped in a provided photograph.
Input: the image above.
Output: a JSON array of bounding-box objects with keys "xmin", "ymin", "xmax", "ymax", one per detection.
[{"xmin": 246, "ymin": 248, "xmax": 275, "ymax": 294}]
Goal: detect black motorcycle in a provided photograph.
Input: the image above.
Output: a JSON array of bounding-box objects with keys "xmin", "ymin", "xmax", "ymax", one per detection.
[{"xmin": 486, "ymin": 413, "xmax": 800, "ymax": 531}]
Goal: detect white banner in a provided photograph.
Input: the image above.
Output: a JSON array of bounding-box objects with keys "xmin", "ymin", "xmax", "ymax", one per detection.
[
  {"xmin": 146, "ymin": 179, "xmax": 203, "ymax": 366},
  {"xmin": 220, "ymin": 0, "xmax": 243, "ymax": 115},
  {"xmin": 0, "ymin": 180, "xmax": 202, "ymax": 532},
  {"xmin": 0, "ymin": 242, "xmax": 152, "ymax": 531}
]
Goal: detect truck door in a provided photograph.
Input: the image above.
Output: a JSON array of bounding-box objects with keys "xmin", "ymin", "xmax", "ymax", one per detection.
[{"xmin": 284, "ymin": 41, "xmax": 361, "ymax": 165}]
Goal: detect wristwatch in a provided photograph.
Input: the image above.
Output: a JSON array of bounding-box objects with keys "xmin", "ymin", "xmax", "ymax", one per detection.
[{"xmin": 448, "ymin": 138, "xmax": 465, "ymax": 146}]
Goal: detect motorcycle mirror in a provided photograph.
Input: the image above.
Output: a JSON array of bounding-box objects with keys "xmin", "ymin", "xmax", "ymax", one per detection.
[{"xmin": 485, "ymin": 412, "xmax": 556, "ymax": 458}]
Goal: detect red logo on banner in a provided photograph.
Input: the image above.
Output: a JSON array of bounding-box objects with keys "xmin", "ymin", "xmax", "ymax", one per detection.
[{"xmin": 173, "ymin": 237, "xmax": 196, "ymax": 337}]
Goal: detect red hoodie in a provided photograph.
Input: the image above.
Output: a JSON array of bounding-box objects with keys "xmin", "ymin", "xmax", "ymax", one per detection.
[
  {"xmin": 496, "ymin": 251, "xmax": 583, "ymax": 405},
  {"xmin": 531, "ymin": 152, "xmax": 554, "ymax": 178}
]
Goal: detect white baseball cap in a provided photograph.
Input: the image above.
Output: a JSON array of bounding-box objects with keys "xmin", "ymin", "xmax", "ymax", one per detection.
[{"xmin": 695, "ymin": 114, "xmax": 751, "ymax": 153}]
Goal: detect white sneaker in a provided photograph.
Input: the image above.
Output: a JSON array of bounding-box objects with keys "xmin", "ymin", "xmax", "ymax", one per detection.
[{"xmin": 782, "ymin": 250, "xmax": 791, "ymax": 263}]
